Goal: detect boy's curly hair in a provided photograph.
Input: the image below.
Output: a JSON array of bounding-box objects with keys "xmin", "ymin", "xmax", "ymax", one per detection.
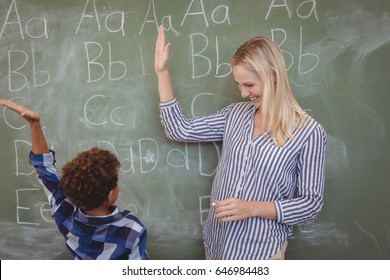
[{"xmin": 59, "ymin": 147, "xmax": 121, "ymax": 210}]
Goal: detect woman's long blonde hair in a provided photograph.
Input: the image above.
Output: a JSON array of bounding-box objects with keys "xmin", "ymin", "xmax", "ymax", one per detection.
[{"xmin": 230, "ymin": 36, "xmax": 306, "ymax": 146}]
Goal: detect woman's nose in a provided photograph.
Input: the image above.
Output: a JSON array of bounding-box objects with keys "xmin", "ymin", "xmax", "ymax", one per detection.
[{"xmin": 241, "ymin": 89, "xmax": 250, "ymax": 98}]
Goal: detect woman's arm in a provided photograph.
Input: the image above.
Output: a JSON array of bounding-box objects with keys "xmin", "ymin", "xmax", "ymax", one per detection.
[
  {"xmin": 214, "ymin": 125, "xmax": 326, "ymax": 224},
  {"xmin": 275, "ymin": 125, "xmax": 326, "ymax": 225},
  {"xmin": 155, "ymin": 25, "xmax": 175, "ymax": 103},
  {"xmin": 213, "ymin": 198, "xmax": 277, "ymax": 222}
]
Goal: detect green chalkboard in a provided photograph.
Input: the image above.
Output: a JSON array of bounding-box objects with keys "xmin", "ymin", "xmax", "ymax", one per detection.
[{"xmin": 1, "ymin": 0, "xmax": 389, "ymax": 260}]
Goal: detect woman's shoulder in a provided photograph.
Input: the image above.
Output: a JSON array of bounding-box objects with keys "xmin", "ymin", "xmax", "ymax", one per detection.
[
  {"xmin": 232, "ymin": 101, "xmax": 253, "ymax": 109},
  {"xmin": 299, "ymin": 113, "xmax": 327, "ymax": 141},
  {"xmin": 225, "ymin": 101, "xmax": 255, "ymax": 113},
  {"xmin": 303, "ymin": 114, "xmax": 325, "ymax": 131},
  {"xmin": 218, "ymin": 101, "xmax": 255, "ymax": 121}
]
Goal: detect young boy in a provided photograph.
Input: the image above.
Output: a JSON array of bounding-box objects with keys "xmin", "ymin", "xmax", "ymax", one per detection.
[{"xmin": 0, "ymin": 99, "xmax": 148, "ymax": 260}]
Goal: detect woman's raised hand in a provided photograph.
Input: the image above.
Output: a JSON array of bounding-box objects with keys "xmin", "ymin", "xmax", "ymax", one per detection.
[{"xmin": 154, "ymin": 25, "xmax": 171, "ymax": 75}]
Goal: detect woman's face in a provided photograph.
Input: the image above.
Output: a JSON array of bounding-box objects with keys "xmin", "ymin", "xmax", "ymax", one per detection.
[{"xmin": 232, "ymin": 64, "xmax": 264, "ymax": 108}]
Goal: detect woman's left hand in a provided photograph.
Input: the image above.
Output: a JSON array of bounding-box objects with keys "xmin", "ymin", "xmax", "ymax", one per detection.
[{"xmin": 213, "ymin": 198, "xmax": 254, "ymax": 222}]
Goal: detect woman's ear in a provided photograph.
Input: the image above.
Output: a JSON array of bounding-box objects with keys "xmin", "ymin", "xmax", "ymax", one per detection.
[{"xmin": 272, "ymin": 69, "xmax": 277, "ymax": 85}]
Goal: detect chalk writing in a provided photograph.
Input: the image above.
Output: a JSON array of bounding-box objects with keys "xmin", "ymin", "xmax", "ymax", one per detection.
[
  {"xmin": 0, "ymin": 0, "xmax": 48, "ymax": 40},
  {"xmin": 14, "ymin": 140, "xmax": 34, "ymax": 176},
  {"xmin": 189, "ymin": 33, "xmax": 232, "ymax": 79},
  {"xmin": 16, "ymin": 187, "xmax": 40, "ymax": 225},
  {"xmin": 355, "ymin": 220, "xmax": 389, "ymax": 260},
  {"xmin": 1, "ymin": 0, "xmax": 323, "ymax": 234},
  {"xmin": 84, "ymin": 41, "xmax": 127, "ymax": 82},
  {"xmin": 199, "ymin": 195, "xmax": 211, "ymax": 225},
  {"xmin": 2, "ymin": 98, "xmax": 26, "ymax": 130},
  {"xmin": 271, "ymin": 26, "xmax": 319, "ymax": 75},
  {"xmin": 139, "ymin": 0, "xmax": 230, "ymax": 35},
  {"xmin": 76, "ymin": 0, "xmax": 125, "ymax": 36},
  {"xmin": 83, "ymin": 94, "xmax": 127, "ymax": 126},
  {"xmin": 265, "ymin": 0, "xmax": 319, "ymax": 21},
  {"xmin": 2, "ymin": 0, "xmax": 387, "ymax": 261},
  {"xmin": 7, "ymin": 48, "xmax": 50, "ymax": 92}
]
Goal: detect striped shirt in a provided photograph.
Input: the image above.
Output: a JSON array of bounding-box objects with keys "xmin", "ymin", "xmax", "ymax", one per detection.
[
  {"xmin": 160, "ymin": 99, "xmax": 326, "ymax": 260},
  {"xmin": 29, "ymin": 151, "xmax": 148, "ymax": 260}
]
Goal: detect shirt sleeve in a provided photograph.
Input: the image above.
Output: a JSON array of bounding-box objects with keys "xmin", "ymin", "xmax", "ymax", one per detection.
[
  {"xmin": 127, "ymin": 228, "xmax": 148, "ymax": 260},
  {"xmin": 29, "ymin": 150, "xmax": 66, "ymax": 213},
  {"xmin": 159, "ymin": 98, "xmax": 233, "ymax": 142},
  {"xmin": 275, "ymin": 125, "xmax": 327, "ymax": 225}
]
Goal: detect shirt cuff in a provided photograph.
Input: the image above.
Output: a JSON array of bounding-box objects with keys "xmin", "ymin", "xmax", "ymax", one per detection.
[
  {"xmin": 159, "ymin": 98, "xmax": 177, "ymax": 108},
  {"xmin": 29, "ymin": 150, "xmax": 55, "ymax": 166},
  {"xmin": 274, "ymin": 201, "xmax": 284, "ymax": 223}
]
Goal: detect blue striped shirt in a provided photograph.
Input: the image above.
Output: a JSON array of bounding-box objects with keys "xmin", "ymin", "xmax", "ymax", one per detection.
[
  {"xmin": 29, "ymin": 151, "xmax": 148, "ymax": 260},
  {"xmin": 160, "ymin": 99, "xmax": 326, "ymax": 259}
]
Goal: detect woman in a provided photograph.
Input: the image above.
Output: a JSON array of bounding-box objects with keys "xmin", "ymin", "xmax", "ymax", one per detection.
[{"xmin": 154, "ymin": 26, "xmax": 326, "ymax": 260}]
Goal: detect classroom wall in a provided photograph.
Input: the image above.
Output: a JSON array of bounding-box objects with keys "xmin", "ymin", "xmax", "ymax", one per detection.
[{"xmin": 0, "ymin": 0, "xmax": 389, "ymax": 259}]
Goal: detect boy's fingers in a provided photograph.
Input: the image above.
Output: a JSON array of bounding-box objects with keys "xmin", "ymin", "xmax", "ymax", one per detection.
[
  {"xmin": 0, "ymin": 99, "xmax": 39, "ymax": 121},
  {"xmin": 1, "ymin": 100, "xmax": 23, "ymax": 114}
]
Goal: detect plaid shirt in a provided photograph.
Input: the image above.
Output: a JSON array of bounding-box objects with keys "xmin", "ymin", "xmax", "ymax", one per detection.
[{"xmin": 29, "ymin": 151, "xmax": 148, "ymax": 260}]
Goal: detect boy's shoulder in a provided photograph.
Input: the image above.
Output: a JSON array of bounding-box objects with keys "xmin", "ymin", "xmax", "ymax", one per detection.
[{"xmin": 100, "ymin": 207, "xmax": 147, "ymax": 238}]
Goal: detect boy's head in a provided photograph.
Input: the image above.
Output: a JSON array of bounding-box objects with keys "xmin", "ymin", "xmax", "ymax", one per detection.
[{"xmin": 59, "ymin": 147, "xmax": 121, "ymax": 210}]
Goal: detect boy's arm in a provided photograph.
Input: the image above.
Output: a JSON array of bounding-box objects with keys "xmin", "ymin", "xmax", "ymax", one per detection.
[
  {"xmin": 0, "ymin": 99, "xmax": 49, "ymax": 154},
  {"xmin": 127, "ymin": 229, "xmax": 148, "ymax": 260},
  {"xmin": 1, "ymin": 99, "xmax": 64, "ymax": 210}
]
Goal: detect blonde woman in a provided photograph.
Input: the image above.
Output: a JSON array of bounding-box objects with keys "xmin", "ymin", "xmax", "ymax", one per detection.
[{"xmin": 155, "ymin": 26, "xmax": 326, "ymax": 260}]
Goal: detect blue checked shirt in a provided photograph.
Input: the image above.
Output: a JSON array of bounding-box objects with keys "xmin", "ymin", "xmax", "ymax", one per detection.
[
  {"xmin": 29, "ymin": 151, "xmax": 148, "ymax": 260},
  {"xmin": 160, "ymin": 99, "xmax": 326, "ymax": 260}
]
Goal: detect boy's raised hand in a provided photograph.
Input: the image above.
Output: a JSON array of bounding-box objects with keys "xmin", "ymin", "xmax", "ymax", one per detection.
[
  {"xmin": 0, "ymin": 99, "xmax": 48, "ymax": 153},
  {"xmin": 0, "ymin": 99, "xmax": 40, "ymax": 124}
]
